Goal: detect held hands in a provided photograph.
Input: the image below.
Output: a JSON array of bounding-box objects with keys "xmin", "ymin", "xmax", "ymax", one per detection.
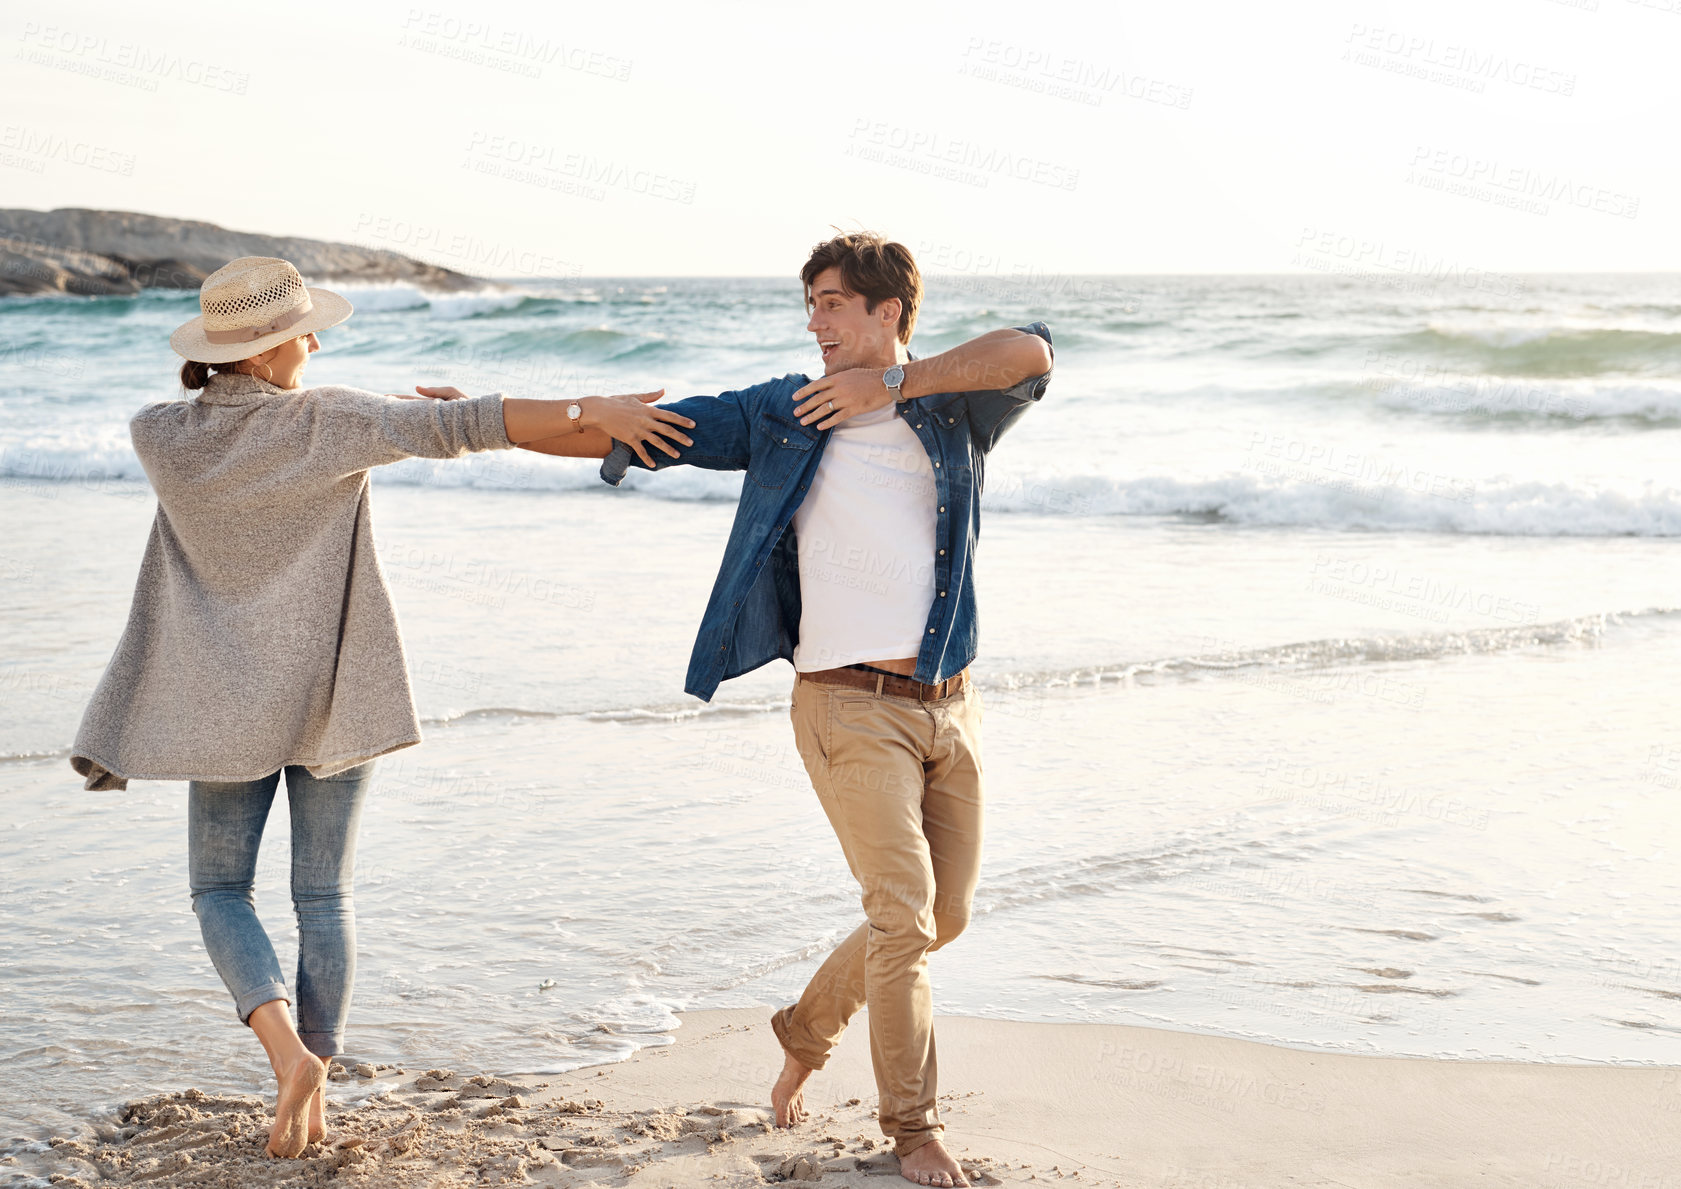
[
  {"xmin": 793, "ymin": 368, "xmax": 894, "ymax": 429},
  {"xmin": 579, "ymin": 390, "xmax": 694, "ymax": 468},
  {"xmin": 396, "ymin": 386, "xmax": 470, "ymax": 400},
  {"xmin": 399, "ymin": 386, "xmax": 693, "ymax": 467}
]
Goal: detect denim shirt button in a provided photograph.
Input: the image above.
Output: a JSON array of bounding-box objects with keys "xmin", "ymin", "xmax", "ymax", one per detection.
[
  {"xmin": 934, "ymin": 461, "xmax": 941, "ymax": 468},
  {"xmin": 940, "ymin": 591, "xmax": 946, "ymax": 597}
]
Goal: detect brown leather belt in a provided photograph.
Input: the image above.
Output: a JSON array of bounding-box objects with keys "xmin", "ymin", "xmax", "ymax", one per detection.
[{"xmin": 798, "ymin": 664, "xmax": 969, "ymax": 702}]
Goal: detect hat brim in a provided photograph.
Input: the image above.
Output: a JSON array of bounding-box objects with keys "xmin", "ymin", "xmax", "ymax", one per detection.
[{"xmin": 170, "ymin": 287, "xmax": 353, "ymax": 364}]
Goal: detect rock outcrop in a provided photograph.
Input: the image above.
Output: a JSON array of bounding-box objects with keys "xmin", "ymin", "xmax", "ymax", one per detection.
[{"xmin": 0, "ymin": 208, "xmax": 485, "ymax": 296}]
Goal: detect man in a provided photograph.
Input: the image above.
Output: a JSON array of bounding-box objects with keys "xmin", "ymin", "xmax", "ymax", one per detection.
[{"xmin": 589, "ymin": 232, "xmax": 1053, "ymax": 1188}]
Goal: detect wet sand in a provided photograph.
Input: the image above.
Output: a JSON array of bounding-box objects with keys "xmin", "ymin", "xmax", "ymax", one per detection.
[{"xmin": 20, "ymin": 1008, "xmax": 1676, "ymax": 1187}]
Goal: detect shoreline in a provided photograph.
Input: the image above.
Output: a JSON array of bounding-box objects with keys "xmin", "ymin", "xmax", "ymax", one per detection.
[{"xmin": 19, "ymin": 1008, "xmax": 1678, "ymax": 1188}]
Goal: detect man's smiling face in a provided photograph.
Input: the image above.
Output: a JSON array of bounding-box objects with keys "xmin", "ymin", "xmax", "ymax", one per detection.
[{"xmin": 804, "ymin": 266, "xmax": 902, "ymax": 376}]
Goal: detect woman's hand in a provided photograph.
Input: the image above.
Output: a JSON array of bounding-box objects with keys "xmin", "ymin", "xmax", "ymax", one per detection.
[{"xmin": 579, "ymin": 391, "xmax": 695, "ymax": 468}]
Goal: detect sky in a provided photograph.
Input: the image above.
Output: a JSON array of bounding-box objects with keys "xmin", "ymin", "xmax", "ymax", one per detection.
[{"xmin": 0, "ymin": 0, "xmax": 1673, "ymax": 276}]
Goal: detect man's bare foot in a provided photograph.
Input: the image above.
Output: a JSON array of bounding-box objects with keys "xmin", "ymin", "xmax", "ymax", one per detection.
[
  {"xmin": 770, "ymin": 1050, "xmax": 814, "ymax": 1128},
  {"xmin": 306, "ymin": 1058, "xmax": 328, "ymax": 1145},
  {"xmin": 899, "ymin": 1138, "xmax": 969, "ymax": 1187},
  {"xmin": 267, "ymin": 1052, "xmax": 327, "ymax": 1158}
]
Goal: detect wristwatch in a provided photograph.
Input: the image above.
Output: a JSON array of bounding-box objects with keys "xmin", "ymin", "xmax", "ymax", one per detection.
[
  {"xmin": 883, "ymin": 364, "xmax": 907, "ymax": 403},
  {"xmin": 566, "ymin": 401, "xmax": 584, "ymax": 432}
]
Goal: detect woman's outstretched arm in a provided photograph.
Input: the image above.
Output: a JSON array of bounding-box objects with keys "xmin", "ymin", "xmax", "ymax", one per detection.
[{"xmin": 410, "ymin": 386, "xmax": 694, "ymax": 466}]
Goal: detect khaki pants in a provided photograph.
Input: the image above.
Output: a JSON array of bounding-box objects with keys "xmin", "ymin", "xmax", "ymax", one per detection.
[{"xmin": 772, "ymin": 671, "xmax": 985, "ymax": 1157}]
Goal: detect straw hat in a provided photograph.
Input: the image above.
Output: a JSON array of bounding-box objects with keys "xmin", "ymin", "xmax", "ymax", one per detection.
[{"xmin": 169, "ymin": 256, "xmax": 352, "ymax": 363}]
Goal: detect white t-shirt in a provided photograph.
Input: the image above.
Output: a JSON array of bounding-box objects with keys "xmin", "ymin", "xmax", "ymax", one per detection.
[{"xmin": 791, "ymin": 404, "xmax": 937, "ymax": 672}]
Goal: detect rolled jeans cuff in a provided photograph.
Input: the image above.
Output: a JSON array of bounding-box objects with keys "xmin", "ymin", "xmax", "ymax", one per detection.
[
  {"xmin": 298, "ymin": 1030, "xmax": 343, "ymax": 1059},
  {"xmin": 770, "ymin": 1005, "xmax": 831, "ymax": 1072},
  {"xmin": 235, "ymin": 982, "xmax": 290, "ymax": 1026}
]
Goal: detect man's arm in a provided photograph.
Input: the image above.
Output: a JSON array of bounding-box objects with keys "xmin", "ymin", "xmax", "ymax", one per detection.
[
  {"xmin": 790, "ymin": 325, "xmax": 1053, "ymax": 430},
  {"xmin": 598, "ymin": 383, "xmax": 767, "ymax": 487},
  {"xmin": 899, "ymin": 327, "xmax": 1052, "ymax": 402},
  {"xmin": 944, "ymin": 322, "xmax": 1055, "ymax": 451}
]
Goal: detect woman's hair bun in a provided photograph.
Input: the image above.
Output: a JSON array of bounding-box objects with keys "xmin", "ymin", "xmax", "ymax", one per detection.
[{"xmin": 180, "ymin": 360, "xmax": 216, "ymax": 390}]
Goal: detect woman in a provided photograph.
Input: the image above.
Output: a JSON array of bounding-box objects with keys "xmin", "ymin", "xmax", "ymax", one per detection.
[{"xmin": 68, "ymin": 256, "xmax": 692, "ymax": 1157}]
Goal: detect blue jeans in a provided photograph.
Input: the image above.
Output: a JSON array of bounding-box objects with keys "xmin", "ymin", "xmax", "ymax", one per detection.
[{"xmin": 187, "ymin": 762, "xmax": 373, "ymax": 1058}]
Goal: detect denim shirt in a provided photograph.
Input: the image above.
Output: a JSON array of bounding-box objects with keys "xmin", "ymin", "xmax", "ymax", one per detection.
[{"xmin": 600, "ymin": 322, "xmax": 1053, "ymax": 701}]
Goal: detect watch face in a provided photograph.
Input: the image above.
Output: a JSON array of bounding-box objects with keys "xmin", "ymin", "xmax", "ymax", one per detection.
[{"xmin": 884, "ymin": 365, "xmax": 905, "ymax": 387}]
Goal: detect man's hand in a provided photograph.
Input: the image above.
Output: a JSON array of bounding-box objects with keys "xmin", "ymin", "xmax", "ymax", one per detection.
[
  {"xmin": 578, "ymin": 391, "xmax": 693, "ymax": 467},
  {"xmin": 389, "ymin": 385, "xmax": 470, "ymax": 400},
  {"xmin": 792, "ymin": 368, "xmax": 892, "ymax": 429}
]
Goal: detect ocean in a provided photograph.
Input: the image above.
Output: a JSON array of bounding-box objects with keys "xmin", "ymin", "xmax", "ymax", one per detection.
[{"xmin": 1, "ymin": 272, "xmax": 1676, "ymax": 1150}]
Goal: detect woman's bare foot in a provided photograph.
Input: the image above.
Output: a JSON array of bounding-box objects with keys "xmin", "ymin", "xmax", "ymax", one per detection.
[
  {"xmin": 267, "ymin": 1050, "xmax": 327, "ymax": 1157},
  {"xmin": 306, "ymin": 1059, "xmax": 328, "ymax": 1145},
  {"xmin": 770, "ymin": 1050, "xmax": 814, "ymax": 1128},
  {"xmin": 899, "ymin": 1138, "xmax": 969, "ymax": 1187},
  {"xmin": 245, "ymin": 1000, "xmax": 328, "ymax": 1158}
]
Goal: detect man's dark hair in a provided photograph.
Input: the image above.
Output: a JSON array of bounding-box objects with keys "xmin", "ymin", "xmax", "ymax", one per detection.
[{"xmin": 800, "ymin": 232, "xmax": 922, "ymax": 345}]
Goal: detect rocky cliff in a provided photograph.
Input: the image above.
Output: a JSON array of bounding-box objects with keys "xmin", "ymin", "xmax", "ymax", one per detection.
[{"xmin": 0, "ymin": 208, "xmax": 485, "ymax": 296}]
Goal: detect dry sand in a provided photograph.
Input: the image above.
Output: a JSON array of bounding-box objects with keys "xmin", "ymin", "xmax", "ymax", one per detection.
[{"xmin": 20, "ymin": 1008, "xmax": 1677, "ymax": 1188}]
